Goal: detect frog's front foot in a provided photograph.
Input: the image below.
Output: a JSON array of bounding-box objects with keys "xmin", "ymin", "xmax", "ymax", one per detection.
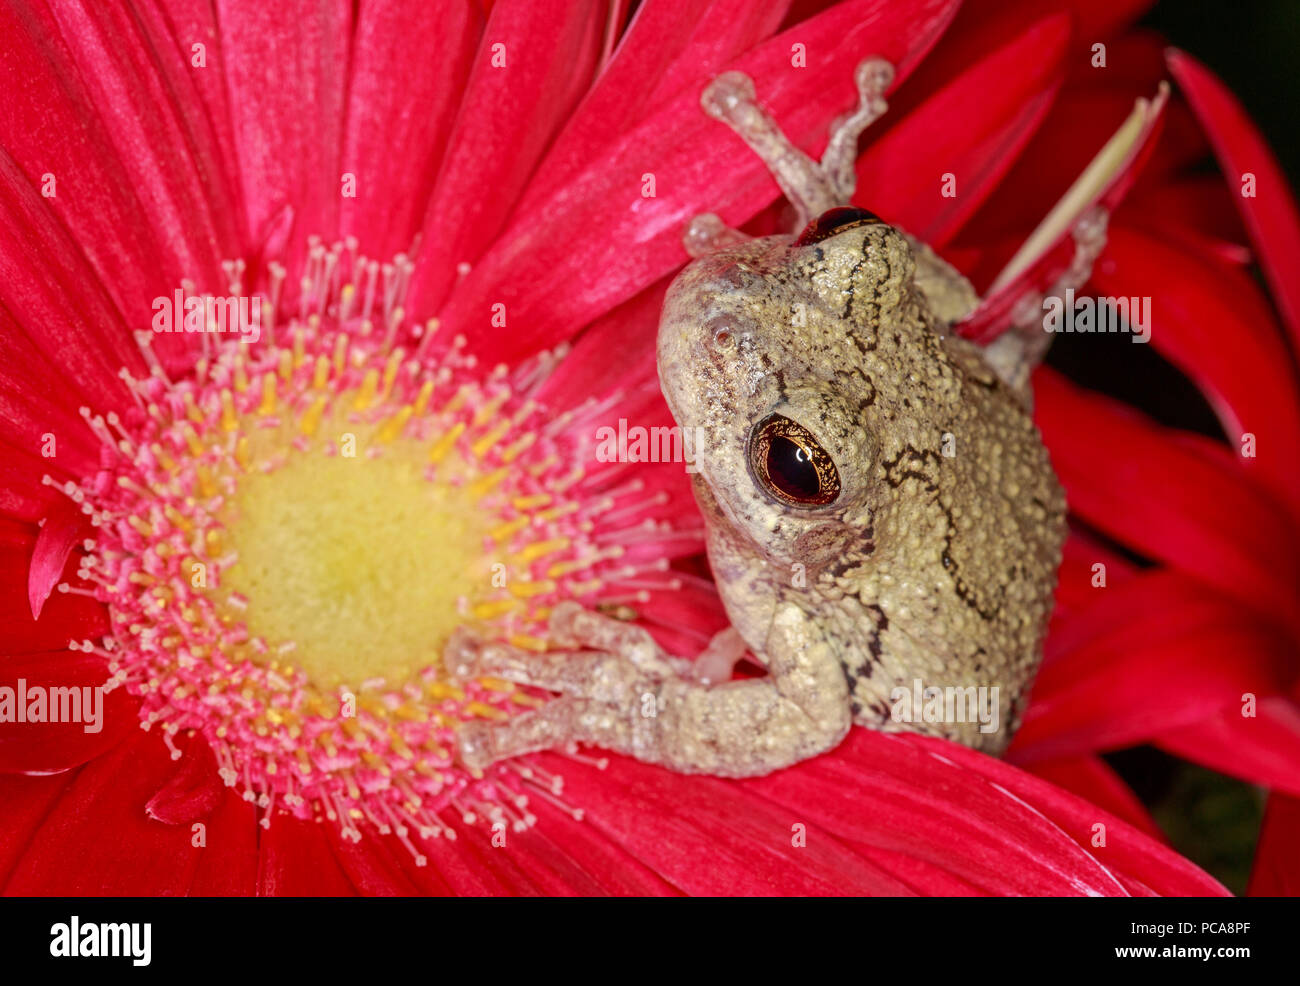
[
  {"xmin": 442, "ymin": 603, "xmax": 850, "ymax": 778},
  {"xmin": 442, "ymin": 607, "xmax": 741, "ymax": 771},
  {"xmin": 442, "ymin": 608, "xmax": 682, "ymax": 771},
  {"xmin": 682, "ymin": 213, "xmax": 751, "ymax": 258},
  {"xmin": 698, "ymin": 57, "xmax": 894, "ymax": 230}
]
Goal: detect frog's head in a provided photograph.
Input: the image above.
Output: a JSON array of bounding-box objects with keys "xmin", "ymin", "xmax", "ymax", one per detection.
[{"xmin": 657, "ymin": 209, "xmax": 925, "ymax": 570}]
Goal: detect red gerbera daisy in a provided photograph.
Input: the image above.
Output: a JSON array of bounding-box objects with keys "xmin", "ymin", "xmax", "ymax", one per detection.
[{"xmin": 0, "ymin": 0, "xmax": 1288, "ymax": 896}]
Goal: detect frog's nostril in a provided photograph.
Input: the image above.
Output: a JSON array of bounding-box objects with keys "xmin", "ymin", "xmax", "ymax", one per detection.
[
  {"xmin": 705, "ymin": 315, "xmax": 740, "ymax": 353},
  {"xmin": 794, "ymin": 206, "xmax": 884, "ymax": 247}
]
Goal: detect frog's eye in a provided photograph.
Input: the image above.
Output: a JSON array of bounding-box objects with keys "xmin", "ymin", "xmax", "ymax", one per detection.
[
  {"xmin": 748, "ymin": 414, "xmax": 840, "ymax": 507},
  {"xmin": 794, "ymin": 206, "xmax": 884, "ymax": 247}
]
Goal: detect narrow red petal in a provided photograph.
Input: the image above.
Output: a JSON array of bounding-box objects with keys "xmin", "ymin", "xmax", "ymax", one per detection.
[
  {"xmin": 408, "ymin": 0, "xmax": 608, "ymax": 314},
  {"xmin": 0, "ymin": 310, "xmax": 103, "ymax": 475},
  {"xmin": 1155, "ymin": 697, "xmax": 1300, "ymax": 798},
  {"xmin": 747, "ymin": 730, "xmax": 1225, "ymax": 895},
  {"xmin": 1024, "ymin": 756, "xmax": 1164, "ymax": 840},
  {"xmin": 414, "ymin": 821, "xmax": 547, "ymax": 895},
  {"xmin": 856, "ymin": 11, "xmax": 1070, "ymax": 244},
  {"xmin": 1053, "ymin": 0, "xmax": 1156, "ymax": 39},
  {"xmin": 1012, "ymin": 571, "xmax": 1294, "ymax": 761},
  {"xmin": 0, "ymin": 440, "xmax": 71, "ymax": 525},
  {"xmin": 437, "ymin": 0, "xmax": 962, "ymax": 363},
  {"xmin": 144, "ymin": 733, "xmax": 224, "ymax": 825},
  {"xmin": 325, "ymin": 823, "xmax": 421, "ymax": 896},
  {"xmin": 28, "ymin": 499, "xmax": 87, "ymax": 620},
  {"xmin": 216, "ymin": 0, "xmax": 351, "ymax": 269},
  {"xmin": 551, "ymin": 748, "xmax": 914, "ymax": 894},
  {"xmin": 1052, "ymin": 528, "xmax": 1139, "ymax": 616},
  {"xmin": 1119, "ymin": 175, "xmax": 1250, "ymax": 267},
  {"xmin": 519, "ymin": 798, "xmax": 680, "ymax": 895},
  {"xmin": 1092, "ymin": 225, "xmax": 1300, "ymax": 514},
  {"xmin": 0, "ymin": 1, "xmax": 241, "ymax": 373},
  {"xmin": 340, "ymin": 0, "xmax": 483, "ymax": 257},
  {"xmin": 0, "ymin": 153, "xmax": 140, "ymax": 411},
  {"xmin": 519, "ymin": 0, "xmax": 793, "ymax": 214},
  {"xmin": 1248, "ymin": 792, "xmax": 1300, "ymax": 896},
  {"xmin": 958, "ymin": 86, "xmax": 1169, "ymax": 341},
  {"xmin": 1167, "ymin": 49, "xmax": 1300, "ymax": 354},
  {"xmin": 0, "ymin": 528, "xmax": 107, "ymax": 654},
  {"xmin": 1033, "ymin": 368, "xmax": 1300, "ymax": 637}
]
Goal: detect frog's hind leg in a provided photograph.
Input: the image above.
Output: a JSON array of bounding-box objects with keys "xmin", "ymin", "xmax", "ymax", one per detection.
[{"xmin": 700, "ymin": 57, "xmax": 894, "ymax": 229}]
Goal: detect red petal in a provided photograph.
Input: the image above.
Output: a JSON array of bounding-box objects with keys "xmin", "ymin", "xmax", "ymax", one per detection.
[
  {"xmin": 412, "ymin": 820, "xmax": 548, "ymax": 895},
  {"xmin": 0, "ymin": 770, "xmax": 74, "ymax": 888},
  {"xmin": 747, "ymin": 730, "xmax": 1224, "ymax": 895},
  {"xmin": 1092, "ymin": 225, "xmax": 1300, "ymax": 514},
  {"xmin": 0, "ymin": 649, "xmax": 138, "ymax": 774},
  {"xmin": 856, "ymin": 10, "xmax": 1070, "ymax": 244},
  {"xmin": 1167, "ymin": 49, "xmax": 1300, "ymax": 355},
  {"xmin": 1119, "ymin": 175, "xmax": 1250, "ymax": 267},
  {"xmin": 1155, "ymin": 697, "xmax": 1300, "ymax": 798},
  {"xmin": 325, "ymin": 822, "xmax": 421, "ymax": 896},
  {"xmin": 437, "ymin": 0, "xmax": 962, "ymax": 363},
  {"xmin": 28, "ymin": 499, "xmax": 87, "ymax": 620},
  {"xmin": 1012, "ymin": 570, "xmax": 1294, "ymax": 761},
  {"xmin": 340, "ymin": 0, "xmax": 483, "ymax": 257},
  {"xmin": 516, "ymin": 798, "xmax": 680, "ymax": 895},
  {"xmin": 954, "ymin": 32, "xmax": 1202, "ymax": 267},
  {"xmin": 408, "ymin": 0, "xmax": 608, "ymax": 314},
  {"xmin": 551, "ymin": 747, "xmax": 915, "ymax": 894},
  {"xmin": 1052, "ymin": 528, "xmax": 1138, "ymax": 616},
  {"xmin": 1054, "ymin": 0, "xmax": 1155, "ymax": 39},
  {"xmin": 0, "ymin": 439, "xmax": 69, "ymax": 524},
  {"xmin": 0, "ymin": 526, "xmax": 107, "ymax": 654},
  {"xmin": 3, "ymin": 730, "xmax": 202, "ymax": 894},
  {"xmin": 0, "ymin": 1, "xmax": 240, "ymax": 372},
  {"xmin": 1033, "ymin": 368, "xmax": 1300, "ymax": 637},
  {"xmin": 0, "ymin": 309, "xmax": 102, "ymax": 476},
  {"xmin": 257, "ymin": 813, "xmax": 357, "ymax": 896},
  {"xmin": 534, "ymin": 282, "xmax": 665, "ymax": 413},
  {"xmin": 432, "ymin": 817, "xmax": 606, "ymax": 896},
  {"xmin": 958, "ymin": 85, "xmax": 1170, "ymax": 341},
  {"xmin": 553, "ymin": 728, "xmax": 1224, "ymax": 895},
  {"xmin": 1024, "ymin": 756, "xmax": 1164, "ymax": 840},
  {"xmin": 137, "ymin": 0, "xmax": 242, "ymax": 194},
  {"xmin": 0, "ymin": 152, "xmax": 140, "ymax": 412},
  {"xmin": 216, "ymin": 0, "xmax": 351, "ymax": 269},
  {"xmin": 518, "ymin": 0, "xmax": 793, "ymax": 214},
  {"xmin": 188, "ymin": 786, "xmax": 260, "ymax": 896},
  {"xmin": 144, "ymin": 732, "xmax": 223, "ymax": 825},
  {"xmin": 1248, "ymin": 792, "xmax": 1300, "ymax": 896}
]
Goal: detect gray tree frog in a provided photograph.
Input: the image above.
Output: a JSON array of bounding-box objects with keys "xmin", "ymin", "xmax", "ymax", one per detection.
[{"xmin": 446, "ymin": 57, "xmax": 1067, "ymax": 776}]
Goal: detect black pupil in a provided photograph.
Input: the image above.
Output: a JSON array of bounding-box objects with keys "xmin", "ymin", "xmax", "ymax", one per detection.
[{"xmin": 767, "ymin": 434, "xmax": 822, "ymax": 501}]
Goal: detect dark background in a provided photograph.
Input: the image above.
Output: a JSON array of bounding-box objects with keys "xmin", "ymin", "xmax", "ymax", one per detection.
[{"xmin": 1148, "ymin": 0, "xmax": 1300, "ymax": 186}]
